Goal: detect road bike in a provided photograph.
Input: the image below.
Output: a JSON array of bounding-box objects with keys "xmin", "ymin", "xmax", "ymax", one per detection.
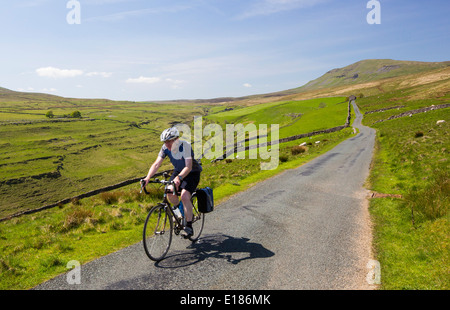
[{"xmin": 140, "ymin": 173, "xmax": 205, "ymax": 261}]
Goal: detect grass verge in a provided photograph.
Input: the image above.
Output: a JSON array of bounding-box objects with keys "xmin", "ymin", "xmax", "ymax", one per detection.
[{"xmin": 361, "ymin": 100, "xmax": 449, "ymax": 289}]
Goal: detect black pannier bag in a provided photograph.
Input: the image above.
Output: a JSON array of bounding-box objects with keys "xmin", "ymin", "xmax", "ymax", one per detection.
[{"xmin": 196, "ymin": 187, "xmax": 214, "ymax": 213}]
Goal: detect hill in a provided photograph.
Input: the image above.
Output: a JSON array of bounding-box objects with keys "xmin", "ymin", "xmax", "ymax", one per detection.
[
  {"xmin": 0, "ymin": 87, "xmax": 13, "ymax": 93},
  {"xmin": 292, "ymin": 59, "xmax": 450, "ymax": 92},
  {"xmin": 0, "ymin": 86, "xmax": 63, "ymax": 101}
]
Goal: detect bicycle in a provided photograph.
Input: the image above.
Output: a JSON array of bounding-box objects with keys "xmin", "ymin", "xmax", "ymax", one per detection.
[{"xmin": 140, "ymin": 173, "xmax": 205, "ymax": 261}]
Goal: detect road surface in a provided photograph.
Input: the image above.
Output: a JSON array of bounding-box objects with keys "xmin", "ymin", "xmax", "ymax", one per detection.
[{"xmin": 35, "ymin": 101, "xmax": 377, "ymax": 290}]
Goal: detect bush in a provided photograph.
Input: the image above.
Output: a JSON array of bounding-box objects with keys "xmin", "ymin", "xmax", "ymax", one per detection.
[
  {"xmin": 99, "ymin": 192, "xmax": 121, "ymax": 205},
  {"xmin": 70, "ymin": 111, "xmax": 82, "ymax": 118},
  {"xmin": 291, "ymin": 145, "xmax": 307, "ymax": 155},
  {"xmin": 40, "ymin": 255, "xmax": 64, "ymax": 268},
  {"xmin": 45, "ymin": 111, "xmax": 54, "ymax": 118},
  {"xmin": 63, "ymin": 207, "xmax": 94, "ymax": 230},
  {"xmin": 279, "ymin": 155, "xmax": 289, "ymax": 163},
  {"xmin": 415, "ymin": 131, "xmax": 424, "ymax": 138}
]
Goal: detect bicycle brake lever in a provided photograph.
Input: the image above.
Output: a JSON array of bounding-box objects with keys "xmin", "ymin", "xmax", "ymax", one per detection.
[
  {"xmin": 139, "ymin": 179, "xmax": 145, "ymax": 193},
  {"xmin": 140, "ymin": 179, "xmax": 151, "ymax": 194}
]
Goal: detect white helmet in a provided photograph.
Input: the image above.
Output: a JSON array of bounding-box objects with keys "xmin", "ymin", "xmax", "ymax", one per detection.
[{"xmin": 160, "ymin": 127, "xmax": 179, "ymax": 142}]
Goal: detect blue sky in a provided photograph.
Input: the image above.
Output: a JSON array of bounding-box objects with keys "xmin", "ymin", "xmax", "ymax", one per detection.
[{"xmin": 1, "ymin": 0, "xmax": 449, "ymax": 101}]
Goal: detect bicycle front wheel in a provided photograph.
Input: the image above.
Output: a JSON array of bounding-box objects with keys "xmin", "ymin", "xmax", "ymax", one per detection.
[{"xmin": 143, "ymin": 204, "xmax": 173, "ymax": 261}]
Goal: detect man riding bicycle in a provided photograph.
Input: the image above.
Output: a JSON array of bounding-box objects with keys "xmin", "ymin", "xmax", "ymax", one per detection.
[{"xmin": 142, "ymin": 127, "xmax": 202, "ymax": 238}]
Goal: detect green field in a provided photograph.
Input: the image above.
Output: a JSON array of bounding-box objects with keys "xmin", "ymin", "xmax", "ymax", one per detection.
[{"xmin": 206, "ymin": 97, "xmax": 348, "ymax": 139}]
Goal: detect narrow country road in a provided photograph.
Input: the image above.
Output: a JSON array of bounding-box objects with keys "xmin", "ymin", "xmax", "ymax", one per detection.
[{"xmin": 35, "ymin": 101, "xmax": 377, "ymax": 290}]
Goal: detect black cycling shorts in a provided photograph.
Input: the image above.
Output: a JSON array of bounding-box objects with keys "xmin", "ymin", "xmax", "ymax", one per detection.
[{"xmin": 169, "ymin": 171, "xmax": 201, "ymax": 194}]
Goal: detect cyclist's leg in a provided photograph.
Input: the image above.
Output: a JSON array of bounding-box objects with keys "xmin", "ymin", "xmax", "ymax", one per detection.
[
  {"xmin": 180, "ymin": 189, "xmax": 193, "ymax": 222},
  {"xmin": 180, "ymin": 190, "xmax": 194, "ymax": 238},
  {"xmin": 167, "ymin": 171, "xmax": 180, "ymax": 205},
  {"xmin": 166, "ymin": 185, "xmax": 179, "ymax": 205}
]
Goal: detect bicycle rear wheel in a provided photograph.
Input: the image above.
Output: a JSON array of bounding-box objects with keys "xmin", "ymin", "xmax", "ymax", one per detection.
[
  {"xmin": 189, "ymin": 193, "xmax": 205, "ymax": 242},
  {"xmin": 143, "ymin": 204, "xmax": 173, "ymax": 261}
]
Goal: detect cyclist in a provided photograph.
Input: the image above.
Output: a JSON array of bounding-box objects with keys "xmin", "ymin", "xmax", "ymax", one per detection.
[{"xmin": 142, "ymin": 127, "xmax": 202, "ymax": 238}]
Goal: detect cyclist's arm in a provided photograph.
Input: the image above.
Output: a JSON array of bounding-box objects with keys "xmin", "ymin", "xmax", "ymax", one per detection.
[
  {"xmin": 144, "ymin": 156, "xmax": 164, "ymax": 185},
  {"xmin": 174, "ymin": 158, "xmax": 192, "ymax": 189},
  {"xmin": 179, "ymin": 158, "xmax": 192, "ymax": 180},
  {"xmin": 177, "ymin": 140, "xmax": 193, "ymax": 180}
]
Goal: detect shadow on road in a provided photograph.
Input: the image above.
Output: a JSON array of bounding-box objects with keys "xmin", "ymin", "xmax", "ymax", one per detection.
[{"xmin": 154, "ymin": 234, "xmax": 275, "ymax": 269}]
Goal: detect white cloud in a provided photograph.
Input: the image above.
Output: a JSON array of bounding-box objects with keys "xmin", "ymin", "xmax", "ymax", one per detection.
[
  {"xmin": 165, "ymin": 78, "xmax": 185, "ymax": 86},
  {"xmin": 36, "ymin": 67, "xmax": 84, "ymax": 78},
  {"xmin": 165, "ymin": 78, "xmax": 184, "ymax": 84},
  {"xmin": 86, "ymin": 71, "xmax": 112, "ymax": 78},
  {"xmin": 125, "ymin": 76, "xmax": 186, "ymax": 89},
  {"xmin": 126, "ymin": 76, "xmax": 161, "ymax": 84},
  {"xmin": 243, "ymin": 83, "xmax": 252, "ymax": 88},
  {"xmin": 36, "ymin": 67, "xmax": 114, "ymax": 79},
  {"xmin": 165, "ymin": 78, "xmax": 185, "ymax": 89}
]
